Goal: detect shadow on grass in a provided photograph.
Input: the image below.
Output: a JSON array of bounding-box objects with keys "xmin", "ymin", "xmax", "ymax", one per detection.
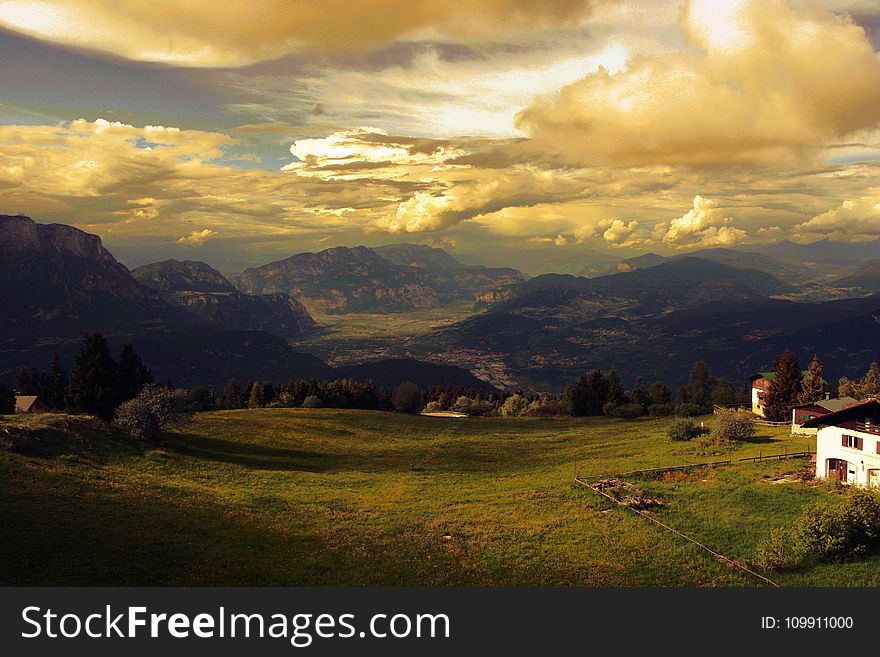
[{"xmin": 165, "ymin": 433, "xmax": 332, "ymax": 473}]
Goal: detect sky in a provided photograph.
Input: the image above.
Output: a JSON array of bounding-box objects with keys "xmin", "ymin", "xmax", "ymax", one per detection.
[{"xmin": 1, "ymin": 0, "xmax": 880, "ymax": 273}]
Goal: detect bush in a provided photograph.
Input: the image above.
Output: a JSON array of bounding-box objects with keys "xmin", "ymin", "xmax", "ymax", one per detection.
[
  {"xmin": 522, "ymin": 397, "xmax": 571, "ymax": 417},
  {"xmin": 500, "ymin": 394, "xmax": 529, "ymax": 417},
  {"xmin": 648, "ymin": 403, "xmax": 675, "ymax": 417},
  {"xmin": 609, "ymin": 403, "xmax": 644, "ymax": 420},
  {"xmin": 423, "ymin": 400, "xmax": 445, "ymax": 413},
  {"xmin": 674, "ymin": 403, "xmax": 706, "ymax": 417},
  {"xmin": 792, "ymin": 487, "xmax": 880, "ymax": 562},
  {"xmin": 666, "ymin": 417, "xmax": 708, "ymax": 442},
  {"xmin": 451, "ymin": 396, "xmax": 495, "ymax": 416},
  {"xmin": 711, "ymin": 408, "xmax": 756, "ymax": 443},
  {"xmin": 392, "ymin": 382, "xmax": 423, "ymax": 414},
  {"xmin": 301, "ymin": 395, "xmax": 323, "ymax": 408},
  {"xmin": 113, "ymin": 384, "xmax": 191, "ymax": 441},
  {"xmin": 754, "ymin": 528, "xmax": 793, "ymax": 572}
]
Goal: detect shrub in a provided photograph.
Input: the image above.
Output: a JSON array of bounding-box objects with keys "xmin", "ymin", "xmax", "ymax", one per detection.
[
  {"xmin": 711, "ymin": 408, "xmax": 756, "ymax": 443},
  {"xmin": 392, "ymin": 382, "xmax": 423, "ymax": 413},
  {"xmin": 301, "ymin": 395, "xmax": 323, "ymax": 408},
  {"xmin": 648, "ymin": 403, "xmax": 674, "ymax": 417},
  {"xmin": 609, "ymin": 403, "xmax": 644, "ymax": 420},
  {"xmin": 792, "ymin": 488, "xmax": 880, "ymax": 562},
  {"xmin": 500, "ymin": 394, "xmax": 529, "ymax": 417},
  {"xmin": 666, "ymin": 417, "xmax": 708, "ymax": 442},
  {"xmin": 423, "ymin": 400, "xmax": 445, "ymax": 413},
  {"xmin": 451, "ymin": 396, "xmax": 495, "ymax": 416},
  {"xmin": 113, "ymin": 384, "xmax": 191, "ymax": 441},
  {"xmin": 674, "ymin": 402, "xmax": 706, "ymax": 417},
  {"xmin": 754, "ymin": 528, "xmax": 793, "ymax": 572},
  {"xmin": 522, "ymin": 397, "xmax": 571, "ymax": 417}
]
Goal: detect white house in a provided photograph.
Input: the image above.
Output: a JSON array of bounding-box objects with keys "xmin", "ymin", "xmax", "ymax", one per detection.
[{"xmin": 803, "ymin": 398, "xmax": 880, "ymax": 487}]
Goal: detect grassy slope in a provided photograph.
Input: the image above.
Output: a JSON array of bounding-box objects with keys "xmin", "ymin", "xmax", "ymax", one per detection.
[{"xmin": 0, "ymin": 410, "xmax": 855, "ymax": 586}]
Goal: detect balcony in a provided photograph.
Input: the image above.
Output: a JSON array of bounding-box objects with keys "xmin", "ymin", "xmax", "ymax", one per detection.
[{"xmin": 855, "ymin": 421, "xmax": 880, "ymax": 436}]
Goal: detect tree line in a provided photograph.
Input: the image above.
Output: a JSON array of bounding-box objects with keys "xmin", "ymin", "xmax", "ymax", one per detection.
[{"xmin": 0, "ymin": 332, "xmax": 153, "ymax": 419}]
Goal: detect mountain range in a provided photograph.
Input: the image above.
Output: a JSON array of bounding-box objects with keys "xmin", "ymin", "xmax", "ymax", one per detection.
[
  {"xmin": 0, "ymin": 216, "xmax": 491, "ymax": 392},
  {"xmin": 4, "ymin": 213, "xmax": 880, "ymax": 393},
  {"xmin": 428, "ymin": 255, "xmax": 880, "ymax": 389},
  {"xmin": 235, "ymin": 244, "xmax": 524, "ymax": 314},
  {"xmin": 131, "ymin": 259, "xmax": 315, "ymax": 339}
]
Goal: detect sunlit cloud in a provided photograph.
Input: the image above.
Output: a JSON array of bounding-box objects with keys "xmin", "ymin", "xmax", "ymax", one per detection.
[{"xmin": 516, "ymin": 0, "xmax": 880, "ymax": 166}]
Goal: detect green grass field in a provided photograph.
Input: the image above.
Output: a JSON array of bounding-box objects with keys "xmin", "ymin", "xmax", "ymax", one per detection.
[{"xmin": 0, "ymin": 409, "xmax": 871, "ymax": 586}]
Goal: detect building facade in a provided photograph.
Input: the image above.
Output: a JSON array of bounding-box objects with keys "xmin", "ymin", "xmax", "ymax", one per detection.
[{"xmin": 803, "ymin": 399, "xmax": 880, "ymax": 487}]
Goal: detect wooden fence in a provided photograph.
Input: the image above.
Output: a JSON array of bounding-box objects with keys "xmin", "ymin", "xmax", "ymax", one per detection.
[{"xmin": 582, "ymin": 449, "xmax": 814, "ymax": 481}]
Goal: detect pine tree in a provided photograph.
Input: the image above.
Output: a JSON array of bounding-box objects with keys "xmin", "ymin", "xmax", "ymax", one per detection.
[
  {"xmin": 764, "ymin": 348, "xmax": 802, "ymax": 421},
  {"xmin": 566, "ymin": 370, "xmax": 608, "ymax": 416},
  {"xmin": 0, "ymin": 382, "xmax": 14, "ymax": 414},
  {"xmin": 862, "ymin": 362, "xmax": 880, "ymax": 398},
  {"xmin": 17, "ymin": 366, "xmax": 39, "ymax": 395},
  {"xmin": 679, "ymin": 361, "xmax": 711, "ymax": 409},
  {"xmin": 631, "ymin": 377, "xmax": 649, "ymax": 411},
  {"xmin": 44, "ymin": 352, "xmax": 68, "ymax": 411},
  {"xmin": 605, "ymin": 370, "xmax": 625, "ymax": 406},
  {"xmin": 65, "ymin": 332, "xmax": 119, "ymax": 420},
  {"xmin": 220, "ymin": 378, "xmax": 241, "ymax": 409},
  {"xmin": 798, "ymin": 355, "xmax": 825, "ymax": 405},
  {"xmin": 649, "ymin": 381, "xmax": 672, "ymax": 405},
  {"xmin": 118, "ymin": 343, "xmax": 153, "ymax": 403}
]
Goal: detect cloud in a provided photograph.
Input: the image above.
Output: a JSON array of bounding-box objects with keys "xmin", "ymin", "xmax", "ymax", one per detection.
[
  {"xmin": 796, "ymin": 197, "xmax": 880, "ymax": 241},
  {"xmin": 0, "ymin": 0, "xmax": 598, "ymax": 67},
  {"xmin": 657, "ymin": 195, "xmax": 747, "ymax": 247},
  {"xmin": 597, "ymin": 218, "xmax": 639, "ymax": 244},
  {"xmin": 516, "ymin": 0, "xmax": 880, "ymax": 166},
  {"xmin": 177, "ymin": 228, "xmax": 217, "ymax": 245}
]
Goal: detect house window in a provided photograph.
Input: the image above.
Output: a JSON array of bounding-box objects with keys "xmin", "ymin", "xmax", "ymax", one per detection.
[
  {"xmin": 803, "ymin": 414, "xmax": 813, "ymax": 421},
  {"xmin": 876, "ymin": 441, "xmax": 880, "ymax": 455},
  {"xmin": 841, "ymin": 434, "xmax": 863, "ymax": 450}
]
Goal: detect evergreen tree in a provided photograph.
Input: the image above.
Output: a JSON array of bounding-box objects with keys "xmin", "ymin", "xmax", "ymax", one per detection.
[
  {"xmin": 117, "ymin": 343, "xmax": 153, "ymax": 403},
  {"xmin": 220, "ymin": 378, "xmax": 241, "ymax": 409},
  {"xmin": 248, "ymin": 381, "xmax": 272, "ymax": 408},
  {"xmin": 863, "ymin": 362, "xmax": 880, "ymax": 398},
  {"xmin": 679, "ymin": 361, "xmax": 711, "ymax": 408},
  {"xmin": 798, "ymin": 355, "xmax": 825, "ymax": 404},
  {"xmin": 631, "ymin": 377, "xmax": 649, "ymax": 411},
  {"xmin": 0, "ymin": 382, "xmax": 14, "ymax": 414},
  {"xmin": 17, "ymin": 366, "xmax": 39, "ymax": 395},
  {"xmin": 43, "ymin": 352, "xmax": 68, "ymax": 410},
  {"xmin": 649, "ymin": 381, "xmax": 672, "ymax": 405},
  {"xmin": 65, "ymin": 332, "xmax": 119, "ymax": 420},
  {"xmin": 710, "ymin": 379, "xmax": 736, "ymax": 406},
  {"xmin": 764, "ymin": 348, "xmax": 802, "ymax": 421},
  {"xmin": 566, "ymin": 369, "xmax": 609, "ymax": 416},
  {"xmin": 605, "ymin": 370, "xmax": 625, "ymax": 407}
]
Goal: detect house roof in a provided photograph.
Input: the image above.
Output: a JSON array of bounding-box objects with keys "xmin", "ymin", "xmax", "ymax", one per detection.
[
  {"xmin": 14, "ymin": 395, "xmax": 39, "ymax": 413},
  {"xmin": 801, "ymin": 398, "xmax": 880, "ymax": 429},
  {"xmin": 792, "ymin": 396, "xmax": 859, "ymax": 412}
]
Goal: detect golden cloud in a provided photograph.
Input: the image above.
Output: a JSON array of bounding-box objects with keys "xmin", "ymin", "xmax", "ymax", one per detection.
[
  {"xmin": 516, "ymin": 0, "xmax": 880, "ymax": 166},
  {"xmin": 0, "ymin": 0, "xmax": 597, "ymax": 67},
  {"xmin": 177, "ymin": 228, "xmax": 217, "ymax": 245},
  {"xmin": 796, "ymin": 197, "xmax": 880, "ymax": 242}
]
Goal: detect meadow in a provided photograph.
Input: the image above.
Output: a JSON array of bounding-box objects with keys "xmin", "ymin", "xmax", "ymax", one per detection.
[{"xmin": 0, "ymin": 409, "xmax": 871, "ymax": 586}]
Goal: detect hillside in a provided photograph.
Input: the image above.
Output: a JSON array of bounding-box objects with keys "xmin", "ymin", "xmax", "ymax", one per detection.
[
  {"xmin": 131, "ymin": 259, "xmax": 236, "ymax": 293},
  {"xmin": 0, "ymin": 214, "xmax": 180, "ymax": 339},
  {"xmin": 132, "ymin": 259, "xmax": 316, "ymax": 339},
  {"xmin": 834, "ymin": 260, "xmax": 880, "ymax": 292},
  {"xmin": 1, "ymin": 409, "xmax": 865, "ymax": 586},
  {"xmin": 0, "ymin": 216, "xmax": 324, "ymax": 387},
  {"xmin": 429, "ymin": 259, "xmax": 880, "ymax": 389},
  {"xmin": 373, "ymin": 243, "xmax": 462, "ymax": 270},
  {"xmin": 336, "ymin": 358, "xmax": 496, "ymax": 392},
  {"xmin": 236, "ymin": 245, "xmax": 523, "ymax": 314}
]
